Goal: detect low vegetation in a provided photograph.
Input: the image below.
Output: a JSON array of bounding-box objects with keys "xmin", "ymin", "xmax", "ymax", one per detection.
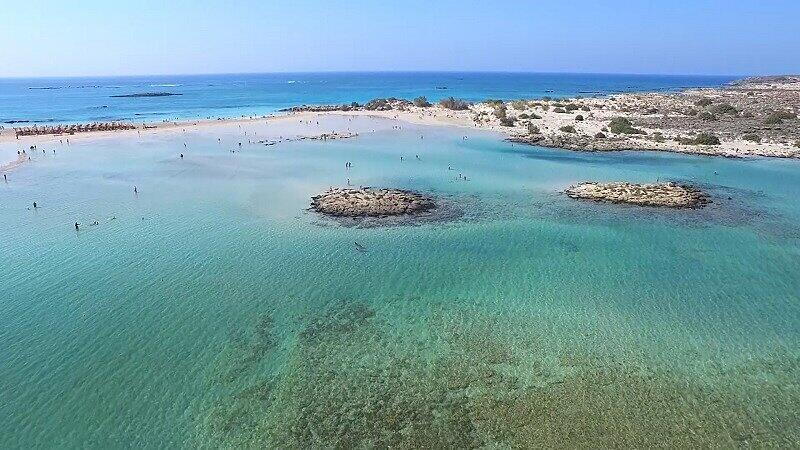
[
  {"xmin": 698, "ymin": 111, "xmax": 717, "ymax": 121},
  {"xmin": 493, "ymin": 103, "xmax": 516, "ymax": 126},
  {"xmin": 364, "ymin": 98, "xmax": 391, "ymax": 111},
  {"xmin": 709, "ymin": 103, "xmax": 738, "ymax": 115},
  {"xmin": 559, "ymin": 125, "xmax": 576, "ymax": 133},
  {"xmin": 608, "ymin": 117, "xmax": 645, "ymax": 135},
  {"xmin": 413, "ymin": 96, "xmax": 431, "ymax": 107},
  {"xmin": 439, "ymin": 97, "xmax": 470, "ymax": 110},
  {"xmin": 689, "ymin": 133, "xmax": 721, "ymax": 145},
  {"xmin": 510, "ymin": 100, "xmax": 526, "ymax": 110}
]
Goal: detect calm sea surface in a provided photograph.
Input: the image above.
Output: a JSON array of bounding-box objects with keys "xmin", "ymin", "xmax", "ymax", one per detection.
[
  {"xmin": 0, "ymin": 72, "xmax": 735, "ymax": 126},
  {"xmin": 1, "ymin": 74, "xmax": 798, "ymax": 448}
]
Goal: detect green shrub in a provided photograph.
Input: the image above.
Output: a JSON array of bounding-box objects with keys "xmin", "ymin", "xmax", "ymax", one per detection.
[
  {"xmin": 565, "ymin": 104, "xmax": 579, "ymax": 112},
  {"xmin": 499, "ymin": 116, "xmax": 516, "ymax": 127},
  {"xmin": 686, "ymin": 108, "xmax": 698, "ymax": 116},
  {"xmin": 485, "ymin": 98, "xmax": 504, "ymax": 106},
  {"xmin": 698, "ymin": 111, "xmax": 717, "ymax": 121},
  {"xmin": 518, "ymin": 113, "xmax": 529, "ymax": 119},
  {"xmin": 559, "ymin": 125, "xmax": 576, "ymax": 133},
  {"xmin": 365, "ymin": 98, "xmax": 391, "ymax": 110},
  {"xmin": 553, "ymin": 107, "xmax": 567, "ymax": 114},
  {"xmin": 493, "ymin": 103, "xmax": 508, "ymax": 120},
  {"xmin": 412, "ymin": 96, "xmax": 431, "ymax": 107},
  {"xmin": 710, "ymin": 103, "xmax": 738, "ymax": 115},
  {"xmin": 608, "ymin": 117, "xmax": 645, "ymax": 134},
  {"xmin": 742, "ymin": 133, "xmax": 761, "ymax": 142},
  {"xmin": 695, "ymin": 98, "xmax": 713, "ymax": 107},
  {"xmin": 595, "ymin": 132, "xmax": 606, "ymax": 138},
  {"xmin": 527, "ymin": 123, "xmax": 540, "ymax": 134},
  {"xmin": 763, "ymin": 114, "xmax": 783, "ymax": 125},
  {"xmin": 439, "ymin": 97, "xmax": 470, "ymax": 110},
  {"xmin": 652, "ymin": 132, "xmax": 665, "ymax": 143},
  {"xmin": 693, "ymin": 133, "xmax": 721, "ymax": 145},
  {"xmin": 575, "ymin": 115, "xmax": 584, "ymax": 121},
  {"xmin": 581, "ymin": 105, "xmax": 590, "ymax": 111},
  {"xmin": 529, "ymin": 113, "xmax": 542, "ymax": 119},
  {"xmin": 771, "ymin": 110, "xmax": 797, "ymax": 120},
  {"xmin": 510, "ymin": 100, "xmax": 526, "ymax": 110},
  {"xmin": 646, "ymin": 107, "xmax": 659, "ymax": 115}
]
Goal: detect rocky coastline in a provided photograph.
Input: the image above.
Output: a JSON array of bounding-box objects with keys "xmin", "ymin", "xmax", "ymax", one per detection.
[{"xmin": 283, "ymin": 76, "xmax": 800, "ymax": 159}]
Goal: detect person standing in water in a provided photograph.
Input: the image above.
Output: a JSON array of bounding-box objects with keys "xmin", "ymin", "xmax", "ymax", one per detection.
[{"xmin": 134, "ymin": 186, "xmax": 138, "ymax": 194}]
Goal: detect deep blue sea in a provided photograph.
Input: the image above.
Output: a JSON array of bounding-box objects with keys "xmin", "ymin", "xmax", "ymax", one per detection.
[{"xmin": 0, "ymin": 72, "xmax": 735, "ymax": 126}]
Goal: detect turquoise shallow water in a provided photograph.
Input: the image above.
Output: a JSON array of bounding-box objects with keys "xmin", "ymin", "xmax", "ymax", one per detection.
[{"xmin": 1, "ymin": 116, "xmax": 799, "ymax": 447}]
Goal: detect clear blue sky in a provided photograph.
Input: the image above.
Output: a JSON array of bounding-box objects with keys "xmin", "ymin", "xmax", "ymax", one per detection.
[{"xmin": 1, "ymin": 0, "xmax": 798, "ymax": 77}]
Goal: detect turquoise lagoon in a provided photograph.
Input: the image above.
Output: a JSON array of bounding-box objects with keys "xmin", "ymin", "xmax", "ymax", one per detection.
[{"xmin": 1, "ymin": 116, "xmax": 799, "ymax": 447}]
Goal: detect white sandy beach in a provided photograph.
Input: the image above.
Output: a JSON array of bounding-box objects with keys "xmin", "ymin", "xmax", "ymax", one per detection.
[{"xmin": 3, "ymin": 77, "xmax": 799, "ymax": 172}]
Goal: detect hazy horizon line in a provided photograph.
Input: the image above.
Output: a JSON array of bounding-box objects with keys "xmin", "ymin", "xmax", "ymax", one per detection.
[{"xmin": 0, "ymin": 69, "xmax": 758, "ymax": 81}]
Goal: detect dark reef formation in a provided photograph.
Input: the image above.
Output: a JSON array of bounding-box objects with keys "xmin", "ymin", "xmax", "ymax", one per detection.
[
  {"xmin": 198, "ymin": 301, "xmax": 800, "ymax": 448},
  {"xmin": 311, "ymin": 187, "xmax": 435, "ymax": 217},
  {"xmin": 566, "ymin": 181, "xmax": 710, "ymax": 208}
]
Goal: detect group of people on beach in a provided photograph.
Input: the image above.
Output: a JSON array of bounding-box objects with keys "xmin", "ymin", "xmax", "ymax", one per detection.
[{"xmin": 15, "ymin": 114, "xmax": 475, "ymax": 234}]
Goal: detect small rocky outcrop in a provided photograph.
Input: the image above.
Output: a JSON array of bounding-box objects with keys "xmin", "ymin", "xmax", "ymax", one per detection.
[
  {"xmin": 311, "ymin": 188, "xmax": 435, "ymax": 217},
  {"xmin": 565, "ymin": 182, "xmax": 709, "ymax": 208}
]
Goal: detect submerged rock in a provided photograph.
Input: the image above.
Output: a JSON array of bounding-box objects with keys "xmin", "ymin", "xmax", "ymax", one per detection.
[
  {"xmin": 565, "ymin": 182, "xmax": 709, "ymax": 208},
  {"xmin": 311, "ymin": 187, "xmax": 435, "ymax": 217}
]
